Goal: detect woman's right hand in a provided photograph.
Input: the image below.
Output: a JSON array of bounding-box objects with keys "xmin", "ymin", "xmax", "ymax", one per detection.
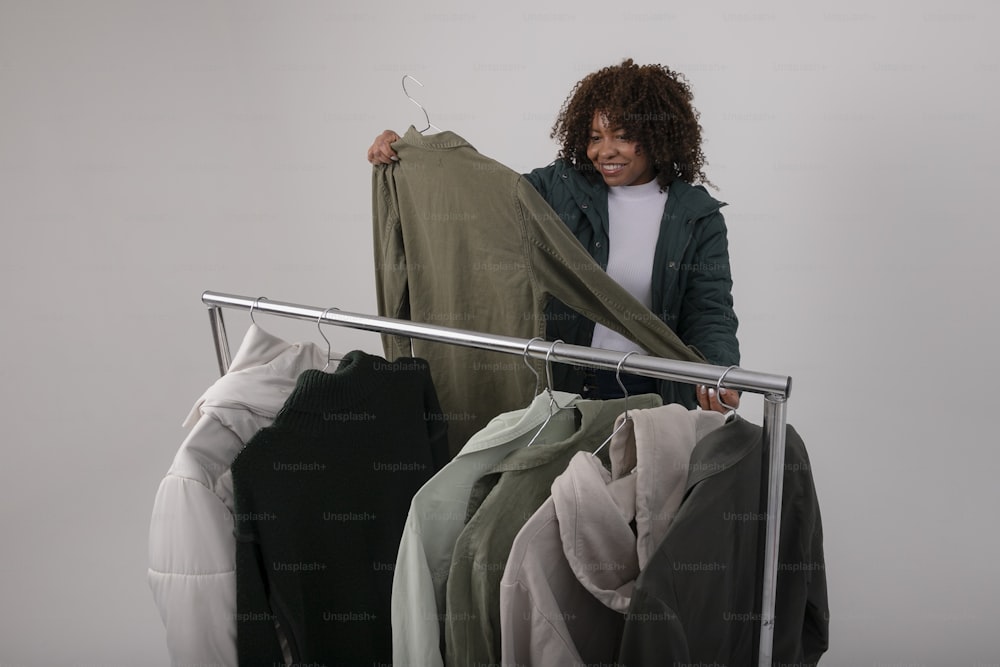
[{"xmin": 367, "ymin": 130, "xmax": 401, "ymax": 164}]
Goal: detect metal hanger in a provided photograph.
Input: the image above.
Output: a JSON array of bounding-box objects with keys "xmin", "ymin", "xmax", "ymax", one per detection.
[
  {"xmin": 402, "ymin": 74, "xmax": 441, "ymax": 134},
  {"xmin": 523, "ymin": 336, "xmax": 546, "ymax": 397},
  {"xmin": 249, "ymin": 296, "xmax": 268, "ymax": 325},
  {"xmin": 317, "ymin": 307, "xmax": 343, "ymax": 372},
  {"xmin": 592, "ymin": 351, "xmax": 639, "ymax": 458},
  {"xmin": 716, "ymin": 364, "xmax": 740, "ymax": 422},
  {"xmin": 525, "ymin": 339, "xmax": 573, "ymax": 447}
]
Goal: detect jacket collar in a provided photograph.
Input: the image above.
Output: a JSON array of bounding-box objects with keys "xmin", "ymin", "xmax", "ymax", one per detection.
[
  {"xmin": 397, "ymin": 125, "xmax": 474, "ymax": 151},
  {"xmin": 483, "ymin": 399, "xmax": 601, "ymax": 471},
  {"xmin": 666, "ymin": 178, "xmax": 727, "ymax": 219},
  {"xmin": 455, "ymin": 391, "xmax": 581, "ymax": 456},
  {"xmin": 482, "ymin": 394, "xmax": 661, "ymax": 473},
  {"xmin": 183, "ymin": 325, "xmax": 326, "ymax": 427},
  {"xmin": 684, "ymin": 415, "xmax": 761, "ymax": 492}
]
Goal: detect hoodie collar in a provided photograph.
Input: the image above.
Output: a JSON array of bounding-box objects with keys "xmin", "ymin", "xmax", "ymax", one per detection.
[
  {"xmin": 608, "ymin": 405, "xmax": 725, "ymax": 569},
  {"xmin": 551, "ymin": 452, "xmax": 639, "ymax": 613},
  {"xmin": 550, "ymin": 406, "xmax": 729, "ymax": 612},
  {"xmin": 666, "ymin": 178, "xmax": 727, "ymax": 219}
]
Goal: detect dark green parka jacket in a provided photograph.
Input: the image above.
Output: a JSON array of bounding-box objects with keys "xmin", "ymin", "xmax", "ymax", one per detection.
[{"xmin": 524, "ymin": 159, "xmax": 740, "ymax": 408}]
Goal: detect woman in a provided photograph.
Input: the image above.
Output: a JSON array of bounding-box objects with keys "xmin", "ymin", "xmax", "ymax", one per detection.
[{"xmin": 368, "ymin": 59, "xmax": 739, "ymax": 414}]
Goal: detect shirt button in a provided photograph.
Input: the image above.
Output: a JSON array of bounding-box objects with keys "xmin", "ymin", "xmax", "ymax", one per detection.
[
  {"xmin": 582, "ymin": 203, "xmax": 589, "ymax": 209},
  {"xmin": 561, "ymin": 173, "xmax": 568, "ymax": 179},
  {"xmin": 595, "ymin": 241, "xmax": 602, "ymax": 248},
  {"xmin": 668, "ymin": 261, "xmax": 676, "ymax": 268}
]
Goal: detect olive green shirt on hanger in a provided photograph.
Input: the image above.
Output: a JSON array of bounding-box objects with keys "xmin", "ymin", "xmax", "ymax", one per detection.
[{"xmin": 372, "ymin": 127, "xmax": 704, "ymax": 455}]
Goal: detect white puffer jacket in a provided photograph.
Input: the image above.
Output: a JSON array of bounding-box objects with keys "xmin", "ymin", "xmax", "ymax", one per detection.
[{"xmin": 148, "ymin": 325, "xmax": 327, "ymax": 666}]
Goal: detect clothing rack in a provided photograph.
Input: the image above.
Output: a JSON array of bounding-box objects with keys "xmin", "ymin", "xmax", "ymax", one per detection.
[{"xmin": 201, "ymin": 289, "xmax": 792, "ymax": 667}]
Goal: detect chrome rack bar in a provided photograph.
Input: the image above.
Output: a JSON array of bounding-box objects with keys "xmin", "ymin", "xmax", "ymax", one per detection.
[
  {"xmin": 207, "ymin": 305, "xmax": 232, "ymax": 375},
  {"xmin": 201, "ymin": 291, "xmax": 790, "ymax": 397},
  {"xmin": 758, "ymin": 394, "xmax": 788, "ymax": 666},
  {"xmin": 200, "ymin": 289, "xmax": 792, "ymax": 664}
]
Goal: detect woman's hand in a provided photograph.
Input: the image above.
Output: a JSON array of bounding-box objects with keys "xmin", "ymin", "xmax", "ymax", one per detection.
[
  {"xmin": 367, "ymin": 130, "xmax": 401, "ymax": 164},
  {"xmin": 697, "ymin": 385, "xmax": 740, "ymax": 414}
]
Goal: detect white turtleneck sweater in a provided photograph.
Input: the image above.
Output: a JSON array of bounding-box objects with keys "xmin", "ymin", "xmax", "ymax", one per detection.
[{"xmin": 591, "ymin": 179, "xmax": 668, "ymax": 354}]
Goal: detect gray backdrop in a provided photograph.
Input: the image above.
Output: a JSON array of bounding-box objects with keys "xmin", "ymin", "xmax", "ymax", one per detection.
[{"xmin": 1, "ymin": 1, "xmax": 997, "ymax": 664}]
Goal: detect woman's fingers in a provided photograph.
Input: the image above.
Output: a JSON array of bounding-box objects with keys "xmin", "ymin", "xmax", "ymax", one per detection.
[
  {"xmin": 697, "ymin": 385, "xmax": 740, "ymax": 413},
  {"xmin": 367, "ymin": 130, "xmax": 401, "ymax": 164}
]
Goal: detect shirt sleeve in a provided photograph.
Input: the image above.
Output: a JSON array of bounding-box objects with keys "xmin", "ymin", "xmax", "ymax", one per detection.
[
  {"xmin": 371, "ymin": 164, "xmax": 413, "ymax": 361},
  {"xmin": 514, "ymin": 177, "xmax": 706, "ymax": 365}
]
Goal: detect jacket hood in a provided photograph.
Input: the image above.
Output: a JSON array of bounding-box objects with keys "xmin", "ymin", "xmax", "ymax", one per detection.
[
  {"xmin": 551, "ymin": 405, "xmax": 726, "ymax": 611},
  {"xmin": 609, "ymin": 404, "xmax": 725, "ymax": 569},
  {"xmin": 182, "ymin": 324, "xmax": 328, "ymax": 428},
  {"xmin": 551, "ymin": 452, "xmax": 639, "ymax": 613}
]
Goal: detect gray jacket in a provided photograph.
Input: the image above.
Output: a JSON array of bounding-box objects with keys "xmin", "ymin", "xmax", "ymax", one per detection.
[{"xmin": 618, "ymin": 418, "xmax": 829, "ymax": 666}]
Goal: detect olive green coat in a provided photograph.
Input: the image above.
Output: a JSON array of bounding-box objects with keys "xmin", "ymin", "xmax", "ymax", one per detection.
[{"xmin": 373, "ymin": 129, "xmax": 706, "ymax": 453}]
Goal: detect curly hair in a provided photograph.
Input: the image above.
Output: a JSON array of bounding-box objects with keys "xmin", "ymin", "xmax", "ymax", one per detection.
[{"xmin": 551, "ymin": 58, "xmax": 713, "ymax": 190}]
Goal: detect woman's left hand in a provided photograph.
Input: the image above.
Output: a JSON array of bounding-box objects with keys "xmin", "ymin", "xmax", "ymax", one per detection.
[{"xmin": 697, "ymin": 385, "xmax": 740, "ymax": 414}]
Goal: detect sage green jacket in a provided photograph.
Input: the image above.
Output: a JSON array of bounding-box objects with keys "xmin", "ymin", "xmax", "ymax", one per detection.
[
  {"xmin": 444, "ymin": 394, "xmax": 663, "ymax": 667},
  {"xmin": 372, "ymin": 128, "xmax": 704, "ymax": 454},
  {"xmin": 525, "ymin": 160, "xmax": 740, "ymax": 408}
]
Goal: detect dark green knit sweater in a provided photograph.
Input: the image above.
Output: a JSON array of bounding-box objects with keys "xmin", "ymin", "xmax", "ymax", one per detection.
[{"xmin": 232, "ymin": 351, "xmax": 449, "ymax": 666}]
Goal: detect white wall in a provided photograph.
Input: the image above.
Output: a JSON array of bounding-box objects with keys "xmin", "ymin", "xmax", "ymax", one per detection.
[{"xmin": 1, "ymin": 1, "xmax": 997, "ymax": 664}]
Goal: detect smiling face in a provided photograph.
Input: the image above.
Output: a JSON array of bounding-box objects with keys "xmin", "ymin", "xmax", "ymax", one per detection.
[{"xmin": 585, "ymin": 110, "xmax": 657, "ymax": 187}]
